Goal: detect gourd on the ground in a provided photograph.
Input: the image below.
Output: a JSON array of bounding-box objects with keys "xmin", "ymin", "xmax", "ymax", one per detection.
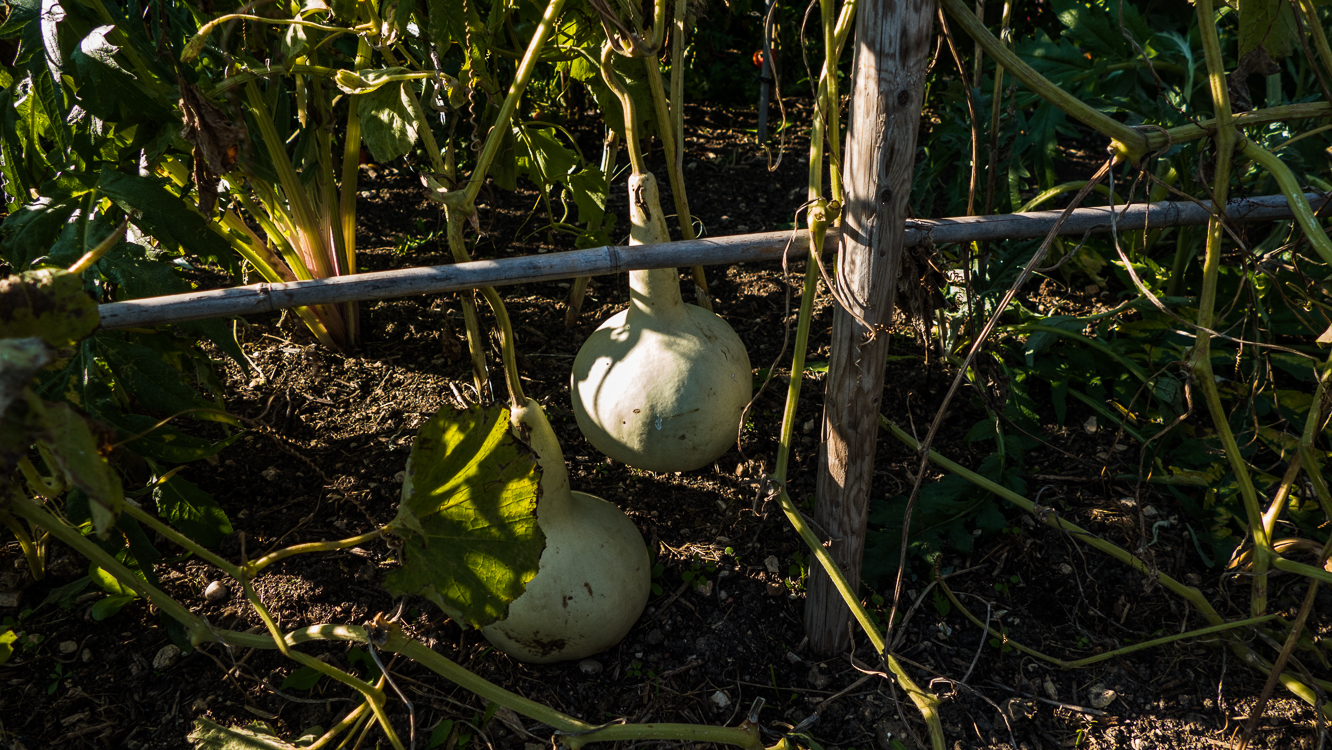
[
  {"xmin": 570, "ymin": 171, "xmax": 751, "ymax": 473},
  {"xmin": 480, "ymin": 398, "xmax": 651, "ymax": 663}
]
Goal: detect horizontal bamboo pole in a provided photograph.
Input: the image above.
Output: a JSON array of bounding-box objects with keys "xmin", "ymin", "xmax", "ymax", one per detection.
[{"xmin": 99, "ymin": 193, "xmax": 1327, "ymax": 329}]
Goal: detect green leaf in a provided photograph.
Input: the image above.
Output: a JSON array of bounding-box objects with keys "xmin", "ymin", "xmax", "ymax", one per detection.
[
  {"xmin": 89, "ymin": 593, "xmax": 136, "ymax": 621},
  {"xmin": 567, "ymin": 166, "xmax": 607, "ymax": 226},
  {"xmin": 0, "ymin": 629, "xmax": 17, "ymax": 665},
  {"xmin": 68, "ymin": 27, "xmax": 172, "ymax": 125},
  {"xmin": 94, "ymin": 335, "xmax": 218, "ymax": 418},
  {"xmin": 1240, "ymin": 0, "xmax": 1299, "ymax": 59},
  {"xmin": 154, "ymin": 472, "xmax": 232, "ymax": 547},
  {"xmin": 95, "ymin": 167, "xmax": 236, "ymax": 271},
  {"xmin": 383, "ymin": 404, "xmax": 545, "ymax": 629},
  {"xmin": 517, "ymin": 127, "xmax": 578, "ymax": 186},
  {"xmin": 35, "ymin": 576, "xmax": 92, "ymax": 610},
  {"xmin": 43, "ymin": 402, "xmax": 123, "ymax": 534},
  {"xmin": 0, "ymin": 269, "xmax": 100, "ymax": 347},
  {"xmin": 188, "ymin": 718, "xmax": 301, "ymax": 750},
  {"xmin": 279, "ymin": 665, "xmax": 324, "ymax": 691},
  {"xmin": 358, "ymin": 81, "xmax": 419, "ymax": 163}
]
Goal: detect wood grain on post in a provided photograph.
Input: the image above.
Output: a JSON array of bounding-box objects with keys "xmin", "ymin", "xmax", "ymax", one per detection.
[{"xmin": 803, "ymin": 0, "xmax": 935, "ymax": 655}]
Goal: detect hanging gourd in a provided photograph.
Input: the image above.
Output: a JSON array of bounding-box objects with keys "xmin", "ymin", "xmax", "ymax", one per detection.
[
  {"xmin": 481, "ymin": 397, "xmax": 651, "ymax": 662},
  {"xmin": 460, "ymin": 283, "xmax": 649, "ymax": 663},
  {"xmin": 570, "ymin": 46, "xmax": 752, "ymax": 474}
]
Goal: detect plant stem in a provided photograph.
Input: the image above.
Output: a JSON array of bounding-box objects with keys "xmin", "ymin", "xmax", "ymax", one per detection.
[
  {"xmin": 601, "ymin": 44, "xmax": 646, "ymax": 175},
  {"xmin": 1159, "ymin": 102, "xmax": 1332, "ymax": 146},
  {"xmin": 777, "ymin": 491, "xmax": 946, "ymax": 750},
  {"xmin": 937, "ymin": 0, "xmax": 1147, "ymax": 161},
  {"xmin": 446, "ymin": 212, "xmax": 492, "ymax": 399},
  {"xmin": 244, "ymin": 528, "xmax": 387, "ymax": 577},
  {"xmin": 463, "ymin": 0, "xmax": 570, "ymax": 207},
  {"xmin": 773, "ymin": 205, "xmax": 828, "ymax": 484},
  {"xmin": 1192, "ymin": 0, "xmax": 1270, "ymax": 619},
  {"xmin": 478, "ymin": 286, "xmax": 527, "ymax": 408},
  {"xmin": 67, "ymin": 220, "xmax": 129, "ymax": 275},
  {"xmin": 339, "ymin": 38, "xmax": 374, "ymax": 348},
  {"xmin": 939, "ymin": 577, "xmax": 1278, "ymax": 668},
  {"xmin": 384, "ymin": 629, "xmax": 763, "ymax": 749},
  {"xmin": 1239, "ymin": 138, "xmax": 1332, "ymax": 266},
  {"xmin": 118, "ymin": 501, "xmax": 244, "ymax": 579},
  {"xmin": 7, "ymin": 493, "xmax": 215, "ymax": 644},
  {"xmin": 0, "ymin": 506, "xmax": 44, "ymax": 580}
]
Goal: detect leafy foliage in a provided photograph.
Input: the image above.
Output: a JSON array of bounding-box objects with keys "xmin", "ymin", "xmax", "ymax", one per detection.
[{"xmin": 385, "ymin": 404, "xmax": 546, "ymax": 629}]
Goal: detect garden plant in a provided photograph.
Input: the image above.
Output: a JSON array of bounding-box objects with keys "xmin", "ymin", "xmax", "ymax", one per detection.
[{"xmin": 1, "ymin": 0, "xmax": 1332, "ymax": 747}]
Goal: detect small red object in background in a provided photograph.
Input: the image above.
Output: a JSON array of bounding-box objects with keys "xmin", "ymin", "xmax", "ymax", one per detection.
[{"xmin": 753, "ymin": 50, "xmax": 764, "ymax": 67}]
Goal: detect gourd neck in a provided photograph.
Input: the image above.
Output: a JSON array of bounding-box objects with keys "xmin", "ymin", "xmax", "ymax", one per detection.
[
  {"xmin": 510, "ymin": 399, "xmax": 574, "ymax": 523},
  {"xmin": 626, "ymin": 171, "xmax": 686, "ymax": 321},
  {"xmin": 628, "ymin": 268, "xmax": 686, "ymax": 319}
]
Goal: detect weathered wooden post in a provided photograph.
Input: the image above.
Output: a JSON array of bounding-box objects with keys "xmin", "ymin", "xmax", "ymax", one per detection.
[{"xmin": 803, "ymin": 0, "xmax": 936, "ymax": 655}]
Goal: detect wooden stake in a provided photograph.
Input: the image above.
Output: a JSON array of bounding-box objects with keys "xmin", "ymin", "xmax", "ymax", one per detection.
[{"xmin": 803, "ymin": 0, "xmax": 936, "ymax": 655}]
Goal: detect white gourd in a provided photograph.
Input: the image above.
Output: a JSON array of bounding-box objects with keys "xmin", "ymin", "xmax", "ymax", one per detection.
[
  {"xmin": 481, "ymin": 399, "xmax": 651, "ymax": 663},
  {"xmin": 571, "ymin": 172, "xmax": 752, "ymax": 473}
]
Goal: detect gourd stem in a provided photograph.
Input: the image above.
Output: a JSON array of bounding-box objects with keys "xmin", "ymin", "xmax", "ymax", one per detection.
[
  {"xmin": 1192, "ymin": 0, "xmax": 1269, "ymax": 618},
  {"xmin": 1161, "ymin": 102, "xmax": 1332, "ymax": 147},
  {"xmin": 245, "ymin": 528, "xmax": 388, "ymax": 577},
  {"xmin": 564, "ymin": 130, "xmax": 620, "ymax": 325},
  {"xmin": 1239, "ymin": 138, "xmax": 1332, "ymax": 266},
  {"xmin": 601, "ymin": 43, "xmax": 647, "ymax": 175},
  {"xmin": 67, "ymin": 219, "xmax": 128, "ymax": 275},
  {"xmin": 446, "ymin": 212, "xmax": 493, "ymax": 398},
  {"xmin": 118, "ymin": 501, "xmax": 245, "ymax": 581},
  {"xmin": 479, "ymin": 286, "xmax": 527, "ymax": 408},
  {"xmin": 772, "ymin": 204, "xmax": 828, "ymax": 484}
]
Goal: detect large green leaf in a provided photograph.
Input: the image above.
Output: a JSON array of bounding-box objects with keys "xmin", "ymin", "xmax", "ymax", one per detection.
[
  {"xmin": 358, "ymin": 80, "xmax": 419, "ymax": 163},
  {"xmin": 68, "ymin": 27, "xmax": 172, "ymax": 125},
  {"xmin": 0, "ymin": 187, "xmax": 87, "ymax": 269},
  {"xmin": 384, "ymin": 404, "xmax": 545, "ymax": 629},
  {"xmin": 94, "ymin": 334, "xmax": 219, "ymax": 418},
  {"xmin": 154, "ymin": 472, "xmax": 232, "ymax": 548},
  {"xmin": 95, "ymin": 167, "xmax": 235, "ymax": 270},
  {"xmin": 0, "ymin": 269, "xmax": 99, "ymax": 347}
]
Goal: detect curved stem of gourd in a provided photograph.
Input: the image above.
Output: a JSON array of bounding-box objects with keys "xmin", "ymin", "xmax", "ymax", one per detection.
[
  {"xmin": 1161, "ymin": 102, "xmax": 1332, "ymax": 147},
  {"xmin": 643, "ymin": 51, "xmax": 711, "ymax": 309},
  {"xmin": 936, "ymin": 0, "xmax": 1148, "ymax": 162},
  {"xmin": 478, "ymin": 286, "xmax": 526, "ymax": 409},
  {"xmin": 1295, "ymin": 0, "xmax": 1332, "ymax": 88},
  {"xmin": 1193, "ymin": 0, "xmax": 1270, "ymax": 619},
  {"xmin": 601, "ymin": 43, "xmax": 647, "ymax": 175},
  {"xmin": 772, "ymin": 205, "xmax": 828, "ymax": 484},
  {"xmin": 67, "ymin": 219, "xmax": 128, "ymax": 275}
]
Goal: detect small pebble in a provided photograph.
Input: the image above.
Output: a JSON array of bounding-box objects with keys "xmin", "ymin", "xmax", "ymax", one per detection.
[
  {"xmin": 81, "ymin": 648, "xmax": 92, "ymax": 663},
  {"xmin": 646, "ymin": 629, "xmax": 663, "ymax": 646},
  {"xmin": 710, "ymin": 690, "xmax": 731, "ymax": 709},
  {"xmin": 767, "ymin": 582, "xmax": 784, "ymax": 596},
  {"xmin": 1083, "ymin": 416, "xmax": 1098, "ymax": 435},
  {"xmin": 58, "ymin": 640, "xmax": 77, "ymax": 655},
  {"xmin": 261, "ymin": 466, "xmax": 280, "ymax": 482},
  {"xmin": 785, "ymin": 651, "xmax": 802, "ymax": 664},
  {"xmin": 1059, "ymin": 563, "xmax": 1073, "ymax": 575},
  {"xmin": 577, "ymin": 659, "xmax": 603, "ymax": 675},
  {"xmin": 204, "ymin": 581, "xmax": 229, "ymax": 603},
  {"xmin": 1089, "ymin": 685, "xmax": 1117, "ymax": 709},
  {"xmin": 153, "ymin": 644, "xmax": 181, "ymax": 671},
  {"xmin": 764, "ymin": 555, "xmax": 780, "ymax": 574}
]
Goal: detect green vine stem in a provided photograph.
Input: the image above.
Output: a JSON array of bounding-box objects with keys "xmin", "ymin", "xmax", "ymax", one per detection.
[
  {"xmin": 880, "ymin": 417, "xmax": 1332, "ymax": 716},
  {"xmin": 938, "ymin": 577, "xmax": 1280, "ymax": 668},
  {"xmin": 772, "ymin": 204, "xmax": 830, "ymax": 484},
  {"xmin": 182, "ymin": 15, "xmax": 366, "ymax": 62},
  {"xmin": 0, "ymin": 505, "xmax": 43, "ymax": 580},
  {"xmin": 462, "ymin": 0, "xmax": 570, "ymax": 207},
  {"xmin": 1295, "ymin": 0, "xmax": 1332, "ymax": 85},
  {"xmin": 937, "ymin": 0, "xmax": 1148, "ymax": 162},
  {"xmin": 17, "ymin": 456, "xmax": 63, "ymax": 499},
  {"xmin": 245, "ymin": 528, "xmax": 387, "ymax": 578},
  {"xmin": 777, "ymin": 491, "xmax": 946, "ymax": 750},
  {"xmin": 1159, "ymin": 102, "xmax": 1332, "ymax": 146},
  {"xmin": 478, "ymin": 286, "xmax": 527, "ymax": 408},
  {"xmin": 642, "ymin": 54, "xmax": 712, "ymax": 310},
  {"xmin": 446, "ymin": 213, "xmax": 493, "ymax": 399},
  {"xmin": 1192, "ymin": 0, "xmax": 1271, "ymax": 619},
  {"xmin": 338, "ymin": 37, "xmax": 374, "ymax": 347},
  {"xmin": 67, "ymin": 219, "xmax": 129, "ymax": 275},
  {"xmin": 1239, "ymin": 138, "xmax": 1332, "ymax": 266}
]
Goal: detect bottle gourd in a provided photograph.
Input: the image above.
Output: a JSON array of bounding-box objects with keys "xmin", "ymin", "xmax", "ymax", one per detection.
[
  {"xmin": 571, "ymin": 173, "xmax": 751, "ymax": 473},
  {"xmin": 481, "ymin": 399, "xmax": 651, "ymax": 663}
]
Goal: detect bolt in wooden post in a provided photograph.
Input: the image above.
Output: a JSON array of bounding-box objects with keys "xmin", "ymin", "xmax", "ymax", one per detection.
[{"xmin": 803, "ymin": 0, "xmax": 935, "ymax": 656}]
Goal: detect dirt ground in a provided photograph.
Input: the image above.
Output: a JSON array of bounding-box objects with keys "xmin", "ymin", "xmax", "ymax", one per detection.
[{"xmin": 1, "ymin": 102, "xmax": 1328, "ymax": 750}]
